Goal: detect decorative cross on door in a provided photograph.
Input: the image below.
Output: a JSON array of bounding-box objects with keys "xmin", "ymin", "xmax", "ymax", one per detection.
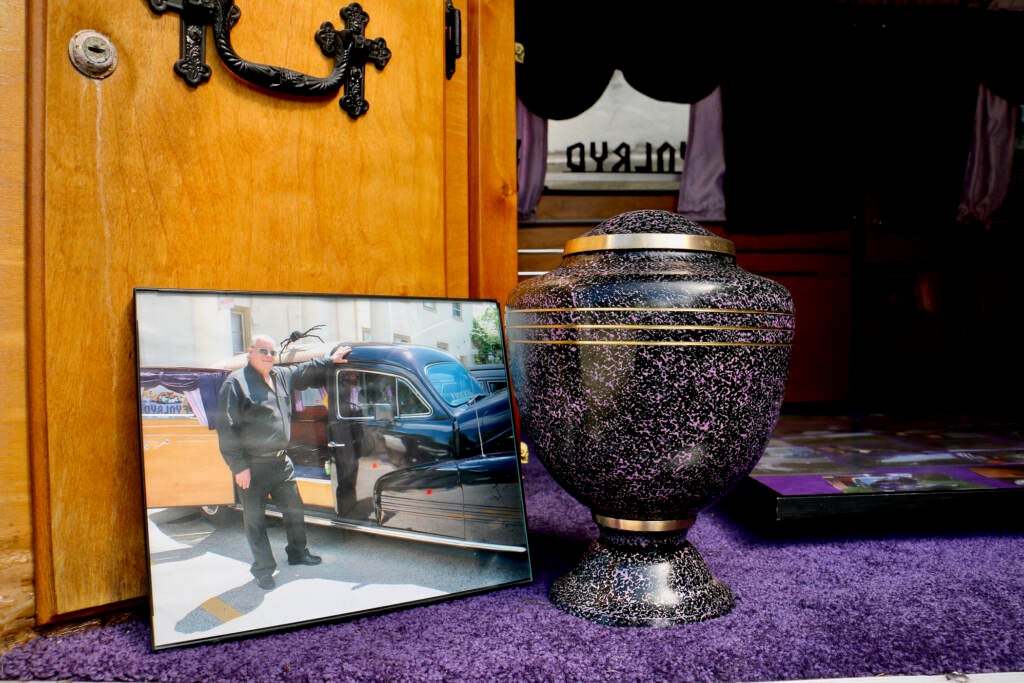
[{"xmin": 146, "ymin": 0, "xmax": 392, "ymax": 118}]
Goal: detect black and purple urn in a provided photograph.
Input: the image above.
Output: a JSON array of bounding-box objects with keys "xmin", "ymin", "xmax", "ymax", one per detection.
[{"xmin": 505, "ymin": 210, "xmax": 794, "ymax": 626}]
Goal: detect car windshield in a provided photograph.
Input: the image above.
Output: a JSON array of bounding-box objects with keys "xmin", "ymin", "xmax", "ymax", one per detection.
[{"xmin": 425, "ymin": 362, "xmax": 485, "ymax": 407}]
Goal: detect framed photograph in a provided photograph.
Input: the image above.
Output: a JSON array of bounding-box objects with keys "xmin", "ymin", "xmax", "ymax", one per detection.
[
  {"xmin": 734, "ymin": 415, "xmax": 1024, "ymax": 521},
  {"xmin": 133, "ymin": 288, "xmax": 532, "ymax": 650}
]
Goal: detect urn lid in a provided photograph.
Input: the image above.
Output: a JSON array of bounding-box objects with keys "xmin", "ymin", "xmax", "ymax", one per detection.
[{"xmin": 563, "ymin": 209, "xmax": 735, "ymax": 257}]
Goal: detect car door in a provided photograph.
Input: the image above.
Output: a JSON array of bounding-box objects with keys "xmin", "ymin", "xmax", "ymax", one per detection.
[
  {"xmin": 334, "ymin": 368, "xmax": 453, "ymax": 462},
  {"xmin": 374, "ymin": 459, "xmax": 465, "ymax": 540},
  {"xmin": 329, "ymin": 366, "xmax": 456, "ymax": 521},
  {"xmin": 457, "ymin": 454, "xmax": 527, "ymax": 547}
]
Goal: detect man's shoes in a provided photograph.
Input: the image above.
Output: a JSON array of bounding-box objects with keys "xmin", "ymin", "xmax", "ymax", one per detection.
[
  {"xmin": 287, "ymin": 550, "xmax": 322, "ymax": 566},
  {"xmin": 255, "ymin": 574, "xmax": 276, "ymax": 590}
]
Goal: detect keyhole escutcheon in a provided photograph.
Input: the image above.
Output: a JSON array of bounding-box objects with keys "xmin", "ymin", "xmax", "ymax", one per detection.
[{"xmin": 69, "ymin": 30, "xmax": 118, "ymax": 79}]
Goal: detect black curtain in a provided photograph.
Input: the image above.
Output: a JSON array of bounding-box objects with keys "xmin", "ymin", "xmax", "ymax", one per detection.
[{"xmin": 515, "ymin": 1, "xmax": 1022, "ymax": 233}]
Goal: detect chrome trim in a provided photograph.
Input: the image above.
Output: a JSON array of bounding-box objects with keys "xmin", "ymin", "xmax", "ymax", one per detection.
[
  {"xmin": 593, "ymin": 514, "xmax": 695, "ymax": 532},
  {"xmin": 258, "ymin": 507, "xmax": 528, "ymax": 554},
  {"xmin": 563, "ymin": 233, "xmax": 735, "ymax": 257}
]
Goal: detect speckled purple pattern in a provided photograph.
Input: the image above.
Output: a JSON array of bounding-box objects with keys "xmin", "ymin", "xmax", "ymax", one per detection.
[
  {"xmin": 549, "ymin": 528, "xmax": 735, "ymax": 627},
  {"xmin": 506, "ymin": 210, "xmax": 794, "ymax": 625}
]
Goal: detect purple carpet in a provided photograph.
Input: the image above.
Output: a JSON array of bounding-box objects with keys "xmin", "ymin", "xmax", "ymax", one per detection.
[{"xmin": 4, "ymin": 455, "xmax": 1024, "ymax": 682}]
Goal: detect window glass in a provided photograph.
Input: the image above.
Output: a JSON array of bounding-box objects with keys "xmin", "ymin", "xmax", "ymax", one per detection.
[
  {"xmin": 336, "ymin": 370, "xmax": 370, "ymax": 418},
  {"xmin": 366, "ymin": 373, "xmax": 396, "ymax": 409},
  {"xmin": 230, "ymin": 310, "xmax": 247, "ymax": 353},
  {"xmin": 336, "ymin": 370, "xmax": 430, "ymax": 419},
  {"xmin": 425, "ymin": 362, "xmax": 485, "ymax": 407},
  {"xmin": 396, "ymin": 379, "xmax": 430, "ymax": 417},
  {"xmin": 546, "ymin": 71, "xmax": 689, "ymax": 192}
]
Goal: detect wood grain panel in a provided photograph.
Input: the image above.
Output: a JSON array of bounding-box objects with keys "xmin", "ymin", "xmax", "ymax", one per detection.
[
  {"xmin": 141, "ymin": 419, "xmax": 233, "ymax": 507},
  {"xmin": 736, "ymin": 252, "xmax": 851, "ymax": 404},
  {"xmin": 444, "ymin": 1, "xmax": 470, "ymax": 298},
  {"xmin": 467, "ymin": 0, "xmax": 518, "ymax": 304},
  {"xmin": 35, "ymin": 0, "xmax": 455, "ymax": 618},
  {"xmin": 0, "ymin": 0, "xmax": 36, "ymax": 649},
  {"xmin": 531, "ymin": 193, "xmax": 677, "ymax": 221}
]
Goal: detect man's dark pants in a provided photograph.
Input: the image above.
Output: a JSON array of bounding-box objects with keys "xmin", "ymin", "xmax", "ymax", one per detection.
[{"xmin": 237, "ymin": 455, "xmax": 308, "ymax": 581}]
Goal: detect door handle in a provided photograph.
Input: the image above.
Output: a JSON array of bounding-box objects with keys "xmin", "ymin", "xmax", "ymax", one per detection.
[{"xmin": 147, "ymin": 0, "xmax": 391, "ymax": 118}]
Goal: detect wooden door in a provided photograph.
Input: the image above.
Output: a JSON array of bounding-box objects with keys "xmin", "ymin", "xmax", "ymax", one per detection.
[{"xmin": 27, "ymin": 0, "xmax": 516, "ymax": 621}]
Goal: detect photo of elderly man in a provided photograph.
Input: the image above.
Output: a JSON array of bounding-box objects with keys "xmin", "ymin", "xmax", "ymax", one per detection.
[{"xmin": 215, "ymin": 334, "xmax": 351, "ymax": 590}]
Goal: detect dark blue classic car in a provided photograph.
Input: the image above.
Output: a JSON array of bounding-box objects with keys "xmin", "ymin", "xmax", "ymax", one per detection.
[
  {"xmin": 189, "ymin": 343, "xmax": 528, "ymax": 553},
  {"xmin": 467, "ymin": 363, "xmax": 510, "ymax": 395}
]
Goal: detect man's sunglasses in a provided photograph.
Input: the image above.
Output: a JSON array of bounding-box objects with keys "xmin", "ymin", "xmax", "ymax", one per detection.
[{"xmin": 254, "ymin": 347, "xmax": 278, "ymax": 357}]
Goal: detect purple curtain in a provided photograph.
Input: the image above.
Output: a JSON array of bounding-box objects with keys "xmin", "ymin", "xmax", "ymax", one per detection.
[
  {"xmin": 516, "ymin": 96, "xmax": 547, "ymax": 222},
  {"xmin": 677, "ymin": 86, "xmax": 726, "ymax": 222},
  {"xmin": 683, "ymin": 83, "xmax": 1017, "ymax": 229},
  {"xmin": 958, "ymin": 84, "xmax": 1019, "ymax": 227}
]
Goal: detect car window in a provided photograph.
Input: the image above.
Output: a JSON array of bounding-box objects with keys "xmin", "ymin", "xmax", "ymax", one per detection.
[
  {"xmin": 485, "ymin": 379, "xmax": 508, "ymax": 393},
  {"xmin": 335, "ymin": 369, "xmax": 431, "ymax": 419},
  {"xmin": 396, "ymin": 379, "xmax": 430, "ymax": 417},
  {"xmin": 366, "ymin": 373, "xmax": 395, "ymax": 406},
  {"xmin": 425, "ymin": 362, "xmax": 485, "ymax": 407},
  {"xmin": 336, "ymin": 370, "xmax": 375, "ymax": 419}
]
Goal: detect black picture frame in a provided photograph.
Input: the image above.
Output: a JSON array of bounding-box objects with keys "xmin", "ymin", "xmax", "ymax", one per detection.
[
  {"xmin": 733, "ymin": 414, "xmax": 1024, "ymax": 523},
  {"xmin": 133, "ymin": 288, "xmax": 532, "ymax": 650}
]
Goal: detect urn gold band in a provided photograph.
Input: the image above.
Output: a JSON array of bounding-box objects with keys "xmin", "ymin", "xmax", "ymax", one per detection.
[
  {"xmin": 563, "ymin": 233, "xmax": 736, "ymax": 257},
  {"xmin": 593, "ymin": 514, "xmax": 696, "ymax": 532}
]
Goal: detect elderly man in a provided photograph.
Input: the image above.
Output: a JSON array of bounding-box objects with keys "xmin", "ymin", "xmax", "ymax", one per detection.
[{"xmin": 215, "ymin": 334, "xmax": 351, "ymax": 590}]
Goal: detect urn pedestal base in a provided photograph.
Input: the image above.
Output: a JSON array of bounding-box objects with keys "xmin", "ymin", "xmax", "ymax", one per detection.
[{"xmin": 549, "ymin": 526, "xmax": 734, "ymax": 627}]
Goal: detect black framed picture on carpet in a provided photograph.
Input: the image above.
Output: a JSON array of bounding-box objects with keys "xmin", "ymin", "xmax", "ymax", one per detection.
[
  {"xmin": 734, "ymin": 414, "xmax": 1024, "ymax": 522},
  {"xmin": 133, "ymin": 288, "xmax": 533, "ymax": 650}
]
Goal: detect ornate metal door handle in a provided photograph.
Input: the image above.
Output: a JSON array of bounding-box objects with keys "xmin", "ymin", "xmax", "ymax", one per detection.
[{"xmin": 147, "ymin": 0, "xmax": 391, "ymax": 118}]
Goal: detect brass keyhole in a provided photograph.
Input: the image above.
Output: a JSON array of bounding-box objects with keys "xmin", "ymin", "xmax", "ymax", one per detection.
[{"xmin": 69, "ymin": 30, "xmax": 118, "ymax": 79}]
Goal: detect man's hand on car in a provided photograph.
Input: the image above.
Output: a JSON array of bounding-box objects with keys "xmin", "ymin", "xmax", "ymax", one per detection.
[{"xmin": 330, "ymin": 346, "xmax": 352, "ymax": 364}]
